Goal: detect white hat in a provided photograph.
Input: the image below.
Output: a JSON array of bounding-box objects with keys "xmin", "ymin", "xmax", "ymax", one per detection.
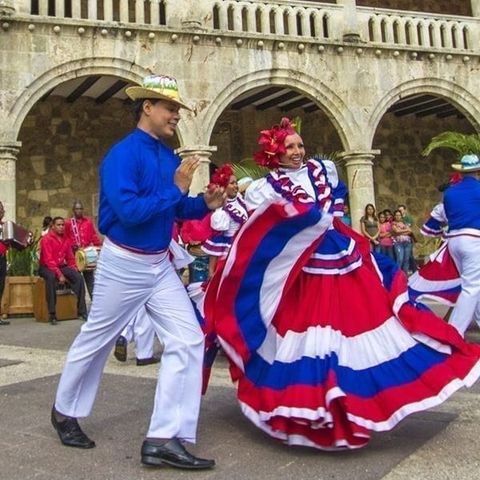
[{"xmin": 451, "ymin": 154, "xmax": 480, "ymax": 172}]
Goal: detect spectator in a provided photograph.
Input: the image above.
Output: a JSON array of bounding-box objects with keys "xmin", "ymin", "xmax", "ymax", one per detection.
[
  {"xmin": 38, "ymin": 216, "xmax": 87, "ymax": 325},
  {"xmin": 398, "ymin": 203, "xmax": 417, "ymax": 273},
  {"xmin": 41, "ymin": 216, "xmax": 53, "ymax": 237},
  {"xmin": 391, "ymin": 209, "xmax": 413, "ymax": 275},
  {"xmin": 378, "ymin": 211, "xmax": 394, "ymax": 259},
  {"xmin": 341, "ymin": 204, "xmax": 352, "ymax": 226},
  {"xmin": 360, "ymin": 203, "xmax": 379, "ymax": 251}
]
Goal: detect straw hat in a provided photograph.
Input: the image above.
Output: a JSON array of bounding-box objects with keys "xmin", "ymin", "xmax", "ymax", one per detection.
[
  {"xmin": 126, "ymin": 74, "xmax": 191, "ymax": 110},
  {"xmin": 451, "ymin": 154, "xmax": 480, "ymax": 172}
]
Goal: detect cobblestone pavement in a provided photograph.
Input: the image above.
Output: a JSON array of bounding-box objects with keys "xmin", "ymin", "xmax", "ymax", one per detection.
[{"xmin": 1, "ymin": 316, "xmax": 480, "ymax": 480}]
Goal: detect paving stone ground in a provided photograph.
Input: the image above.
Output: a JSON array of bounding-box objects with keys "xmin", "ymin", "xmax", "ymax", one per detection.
[{"xmin": 1, "ymin": 316, "xmax": 479, "ymax": 480}]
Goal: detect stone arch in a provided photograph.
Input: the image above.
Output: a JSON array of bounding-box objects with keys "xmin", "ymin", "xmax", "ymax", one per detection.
[
  {"xmin": 6, "ymin": 57, "xmax": 187, "ymax": 145},
  {"xmin": 201, "ymin": 69, "xmax": 359, "ymax": 151},
  {"xmin": 368, "ymin": 78, "xmax": 480, "ymax": 147}
]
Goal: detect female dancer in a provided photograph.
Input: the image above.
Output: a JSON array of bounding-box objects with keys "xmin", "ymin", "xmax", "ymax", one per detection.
[{"xmin": 204, "ymin": 117, "xmax": 480, "ymax": 450}]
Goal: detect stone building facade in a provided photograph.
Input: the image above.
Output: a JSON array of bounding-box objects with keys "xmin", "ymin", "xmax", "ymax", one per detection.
[{"xmin": 1, "ymin": 0, "xmax": 479, "ymax": 240}]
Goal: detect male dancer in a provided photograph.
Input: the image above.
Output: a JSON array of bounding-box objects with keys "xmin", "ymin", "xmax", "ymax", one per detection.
[
  {"xmin": 51, "ymin": 74, "xmax": 224, "ymax": 470},
  {"xmin": 443, "ymin": 154, "xmax": 480, "ymax": 335}
]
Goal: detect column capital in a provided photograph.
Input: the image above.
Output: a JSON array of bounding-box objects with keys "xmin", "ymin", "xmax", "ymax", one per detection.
[
  {"xmin": 0, "ymin": 0, "xmax": 16, "ymax": 16},
  {"xmin": 338, "ymin": 149, "xmax": 380, "ymax": 164},
  {"xmin": 176, "ymin": 145, "xmax": 217, "ymax": 159},
  {"xmin": 0, "ymin": 142, "xmax": 21, "ymax": 158},
  {"xmin": 176, "ymin": 145, "xmax": 217, "ymax": 196}
]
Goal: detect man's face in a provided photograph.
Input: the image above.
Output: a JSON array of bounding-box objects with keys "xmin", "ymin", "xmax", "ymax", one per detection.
[
  {"xmin": 52, "ymin": 219, "xmax": 65, "ymax": 235},
  {"xmin": 73, "ymin": 204, "xmax": 84, "ymax": 219},
  {"xmin": 0, "ymin": 202, "xmax": 4, "ymax": 221},
  {"xmin": 398, "ymin": 206, "xmax": 405, "ymax": 216},
  {"xmin": 143, "ymin": 99, "xmax": 181, "ymax": 139}
]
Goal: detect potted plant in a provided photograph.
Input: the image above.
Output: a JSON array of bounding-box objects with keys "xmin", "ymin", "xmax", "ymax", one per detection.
[{"xmin": 1, "ymin": 234, "xmax": 39, "ymax": 318}]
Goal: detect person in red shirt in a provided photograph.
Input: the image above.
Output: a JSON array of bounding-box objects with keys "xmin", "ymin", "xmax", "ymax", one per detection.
[
  {"xmin": 39, "ymin": 216, "xmax": 87, "ymax": 325},
  {"xmin": 64, "ymin": 200, "xmax": 102, "ymax": 299},
  {"xmin": 0, "ymin": 201, "xmax": 10, "ymax": 325}
]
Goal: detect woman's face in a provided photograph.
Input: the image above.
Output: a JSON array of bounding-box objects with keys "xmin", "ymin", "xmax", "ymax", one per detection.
[
  {"xmin": 379, "ymin": 213, "xmax": 386, "ymax": 223},
  {"xmin": 225, "ymin": 175, "xmax": 239, "ymax": 199},
  {"xmin": 366, "ymin": 205, "xmax": 375, "ymax": 216},
  {"xmin": 394, "ymin": 211, "xmax": 403, "ymax": 222},
  {"xmin": 279, "ymin": 133, "xmax": 305, "ymax": 170}
]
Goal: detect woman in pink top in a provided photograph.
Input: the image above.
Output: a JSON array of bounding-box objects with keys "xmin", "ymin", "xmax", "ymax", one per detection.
[{"xmin": 378, "ymin": 211, "xmax": 394, "ymax": 260}]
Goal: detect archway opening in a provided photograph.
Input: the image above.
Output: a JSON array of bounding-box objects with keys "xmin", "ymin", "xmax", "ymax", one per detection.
[
  {"xmin": 16, "ymin": 74, "xmax": 180, "ymax": 228},
  {"xmin": 371, "ymin": 92, "xmax": 475, "ymax": 243},
  {"xmin": 209, "ymin": 85, "xmax": 344, "ymax": 177}
]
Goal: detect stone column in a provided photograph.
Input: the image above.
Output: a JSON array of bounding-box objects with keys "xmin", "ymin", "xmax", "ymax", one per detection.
[
  {"xmin": 336, "ymin": 0, "xmax": 361, "ymax": 43},
  {"xmin": 338, "ymin": 150, "xmax": 380, "ymax": 232},
  {"xmin": 472, "ymin": 0, "xmax": 480, "ymax": 16},
  {"xmin": 176, "ymin": 145, "xmax": 217, "ymax": 196},
  {"xmin": 0, "ymin": 143, "xmax": 20, "ymax": 221},
  {"xmin": 0, "ymin": 0, "xmax": 15, "ymax": 16}
]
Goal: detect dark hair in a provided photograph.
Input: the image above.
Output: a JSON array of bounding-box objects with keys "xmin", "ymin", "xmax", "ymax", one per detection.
[
  {"xmin": 383, "ymin": 209, "xmax": 393, "ymax": 215},
  {"xmin": 132, "ymin": 98, "xmax": 161, "ymax": 122},
  {"xmin": 397, "ymin": 204, "xmax": 406, "ymax": 209},
  {"xmin": 42, "ymin": 216, "xmax": 52, "ymax": 229},
  {"xmin": 393, "ymin": 209, "xmax": 403, "ymax": 218},
  {"xmin": 52, "ymin": 216, "xmax": 64, "ymax": 225},
  {"xmin": 364, "ymin": 203, "xmax": 377, "ymax": 219}
]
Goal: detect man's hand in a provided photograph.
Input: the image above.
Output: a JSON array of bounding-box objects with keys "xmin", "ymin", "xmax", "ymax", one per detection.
[
  {"xmin": 204, "ymin": 185, "xmax": 226, "ymax": 210},
  {"xmin": 174, "ymin": 155, "xmax": 200, "ymax": 194}
]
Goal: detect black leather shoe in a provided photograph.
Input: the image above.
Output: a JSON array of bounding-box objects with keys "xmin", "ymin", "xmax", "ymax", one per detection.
[
  {"xmin": 113, "ymin": 336, "xmax": 127, "ymax": 362},
  {"xmin": 141, "ymin": 439, "xmax": 215, "ymax": 470},
  {"xmin": 136, "ymin": 356, "xmax": 160, "ymax": 366},
  {"xmin": 51, "ymin": 406, "xmax": 95, "ymax": 449},
  {"xmin": 49, "ymin": 315, "xmax": 58, "ymax": 325},
  {"xmin": 0, "ymin": 319, "xmax": 10, "ymax": 325}
]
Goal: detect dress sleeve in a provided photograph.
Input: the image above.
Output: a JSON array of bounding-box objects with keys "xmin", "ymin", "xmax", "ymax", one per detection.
[
  {"xmin": 322, "ymin": 160, "xmax": 339, "ymax": 188},
  {"xmin": 210, "ymin": 209, "xmax": 230, "ymax": 232},
  {"xmin": 244, "ymin": 178, "xmax": 277, "ymax": 211}
]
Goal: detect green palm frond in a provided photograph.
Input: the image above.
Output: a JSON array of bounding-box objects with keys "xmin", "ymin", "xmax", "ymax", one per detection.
[
  {"xmin": 422, "ymin": 132, "xmax": 480, "ymax": 157},
  {"xmin": 232, "ymin": 158, "xmax": 268, "ymax": 181}
]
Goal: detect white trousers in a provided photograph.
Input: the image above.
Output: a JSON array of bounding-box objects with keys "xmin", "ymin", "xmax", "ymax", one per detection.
[
  {"xmin": 447, "ymin": 235, "xmax": 480, "ymax": 335},
  {"xmin": 121, "ymin": 308, "xmax": 156, "ymax": 360},
  {"xmin": 55, "ymin": 239, "xmax": 204, "ymax": 442}
]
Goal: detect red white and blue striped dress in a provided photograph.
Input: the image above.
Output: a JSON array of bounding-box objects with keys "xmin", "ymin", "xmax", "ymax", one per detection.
[
  {"xmin": 204, "ymin": 158, "xmax": 480, "ymax": 450},
  {"xmin": 202, "ymin": 195, "xmax": 249, "ymax": 257},
  {"xmin": 408, "ymin": 203, "xmax": 461, "ymax": 306}
]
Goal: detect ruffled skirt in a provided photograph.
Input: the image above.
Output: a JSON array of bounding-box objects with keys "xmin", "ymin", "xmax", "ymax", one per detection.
[{"xmin": 204, "ymin": 202, "xmax": 480, "ymax": 450}]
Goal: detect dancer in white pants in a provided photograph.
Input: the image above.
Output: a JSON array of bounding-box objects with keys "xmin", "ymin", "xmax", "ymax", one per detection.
[
  {"xmin": 444, "ymin": 153, "xmax": 480, "ymax": 336},
  {"xmin": 51, "ymin": 74, "xmax": 224, "ymax": 470}
]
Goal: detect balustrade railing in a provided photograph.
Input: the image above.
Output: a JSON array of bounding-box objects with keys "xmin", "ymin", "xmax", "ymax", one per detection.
[
  {"xmin": 359, "ymin": 8, "xmax": 476, "ymax": 51},
  {"xmin": 17, "ymin": 0, "xmax": 168, "ymax": 25},
  {"xmin": 12, "ymin": 0, "xmax": 480, "ymax": 52},
  {"xmin": 211, "ymin": 1, "xmax": 342, "ymax": 40}
]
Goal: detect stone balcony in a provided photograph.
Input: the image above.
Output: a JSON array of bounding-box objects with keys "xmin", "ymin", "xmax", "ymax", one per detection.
[{"xmin": 3, "ymin": 0, "xmax": 478, "ymax": 55}]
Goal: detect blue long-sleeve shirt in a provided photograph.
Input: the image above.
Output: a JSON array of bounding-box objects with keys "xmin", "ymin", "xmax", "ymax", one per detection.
[
  {"xmin": 444, "ymin": 176, "xmax": 480, "ymax": 232},
  {"xmin": 98, "ymin": 128, "xmax": 209, "ymax": 251}
]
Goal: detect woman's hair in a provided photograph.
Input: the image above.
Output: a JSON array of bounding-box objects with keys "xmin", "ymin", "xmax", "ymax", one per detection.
[
  {"xmin": 364, "ymin": 203, "xmax": 377, "ymax": 219},
  {"xmin": 42, "ymin": 216, "xmax": 52, "ymax": 229},
  {"xmin": 393, "ymin": 209, "xmax": 403, "ymax": 219}
]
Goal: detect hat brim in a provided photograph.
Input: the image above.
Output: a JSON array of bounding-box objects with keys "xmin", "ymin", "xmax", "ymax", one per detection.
[
  {"xmin": 451, "ymin": 163, "xmax": 480, "ymax": 172},
  {"xmin": 125, "ymin": 86, "xmax": 192, "ymax": 110}
]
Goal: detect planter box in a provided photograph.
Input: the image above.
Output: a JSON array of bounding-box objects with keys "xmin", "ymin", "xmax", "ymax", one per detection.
[{"xmin": 1, "ymin": 276, "xmax": 38, "ymax": 318}]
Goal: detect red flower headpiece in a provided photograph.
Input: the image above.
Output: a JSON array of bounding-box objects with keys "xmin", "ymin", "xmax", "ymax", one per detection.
[
  {"xmin": 209, "ymin": 163, "xmax": 234, "ymax": 188},
  {"xmin": 253, "ymin": 117, "xmax": 297, "ymax": 170},
  {"xmin": 449, "ymin": 172, "xmax": 463, "ymax": 185}
]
